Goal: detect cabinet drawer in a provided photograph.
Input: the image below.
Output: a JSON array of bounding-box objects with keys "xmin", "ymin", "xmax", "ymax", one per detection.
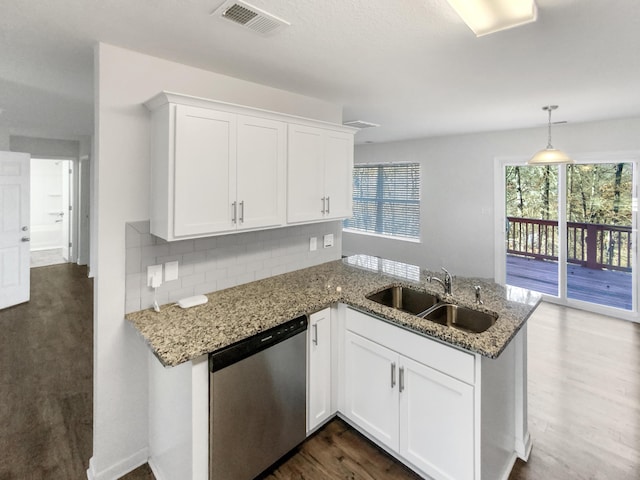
[{"xmin": 346, "ymin": 308, "xmax": 475, "ymax": 385}]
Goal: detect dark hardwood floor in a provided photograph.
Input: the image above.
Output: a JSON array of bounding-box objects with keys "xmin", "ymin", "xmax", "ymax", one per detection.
[
  {"xmin": 2, "ymin": 263, "xmax": 639, "ymax": 479},
  {"xmin": 0, "ymin": 263, "xmax": 93, "ymax": 480}
]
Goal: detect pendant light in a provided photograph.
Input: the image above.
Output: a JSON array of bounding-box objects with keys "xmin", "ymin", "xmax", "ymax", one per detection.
[{"xmin": 528, "ymin": 105, "xmax": 574, "ymax": 165}]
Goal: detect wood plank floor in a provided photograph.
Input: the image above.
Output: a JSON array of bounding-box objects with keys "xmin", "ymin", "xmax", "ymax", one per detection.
[
  {"xmin": 506, "ymin": 254, "xmax": 632, "ymax": 310},
  {"xmin": 0, "ymin": 263, "xmax": 93, "ymax": 480},
  {"xmin": 3, "ymin": 263, "xmax": 640, "ymax": 479}
]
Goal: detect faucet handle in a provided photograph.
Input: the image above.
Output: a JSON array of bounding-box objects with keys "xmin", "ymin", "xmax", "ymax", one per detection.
[{"xmin": 475, "ymin": 285, "xmax": 483, "ymax": 305}]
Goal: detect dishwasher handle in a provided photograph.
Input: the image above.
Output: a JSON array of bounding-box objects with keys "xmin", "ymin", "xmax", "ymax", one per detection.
[{"xmin": 209, "ymin": 316, "xmax": 307, "ymax": 372}]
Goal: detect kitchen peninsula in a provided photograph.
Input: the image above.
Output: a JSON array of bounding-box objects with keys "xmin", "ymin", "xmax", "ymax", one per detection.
[{"xmin": 127, "ymin": 255, "xmax": 541, "ymax": 480}]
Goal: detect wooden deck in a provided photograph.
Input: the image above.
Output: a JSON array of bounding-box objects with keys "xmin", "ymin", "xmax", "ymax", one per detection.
[{"xmin": 506, "ymin": 254, "xmax": 632, "ymax": 310}]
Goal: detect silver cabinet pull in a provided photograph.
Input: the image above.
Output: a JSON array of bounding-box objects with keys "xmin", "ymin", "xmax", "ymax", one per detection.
[
  {"xmin": 22, "ymin": 226, "xmax": 28, "ymax": 231},
  {"xmin": 21, "ymin": 237, "xmax": 30, "ymax": 242},
  {"xmin": 391, "ymin": 362, "xmax": 396, "ymax": 388},
  {"xmin": 326, "ymin": 196, "xmax": 330, "ymax": 214},
  {"xmin": 399, "ymin": 366, "xmax": 405, "ymax": 392},
  {"xmin": 312, "ymin": 323, "xmax": 318, "ymax": 346},
  {"xmin": 232, "ymin": 201, "xmax": 237, "ymax": 224},
  {"xmin": 321, "ymin": 197, "xmax": 326, "ymax": 214},
  {"xmin": 239, "ymin": 201, "xmax": 244, "ymax": 224}
]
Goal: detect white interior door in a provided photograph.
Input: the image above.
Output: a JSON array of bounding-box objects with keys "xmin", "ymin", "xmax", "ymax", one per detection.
[{"xmin": 0, "ymin": 151, "xmax": 31, "ymax": 309}]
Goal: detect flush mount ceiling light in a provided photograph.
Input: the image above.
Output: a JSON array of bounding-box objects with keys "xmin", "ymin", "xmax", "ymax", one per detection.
[
  {"xmin": 528, "ymin": 105, "xmax": 575, "ymax": 165},
  {"xmin": 446, "ymin": 0, "xmax": 537, "ymax": 36}
]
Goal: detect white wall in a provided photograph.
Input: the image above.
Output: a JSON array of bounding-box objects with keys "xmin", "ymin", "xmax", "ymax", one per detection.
[
  {"xmin": 90, "ymin": 43, "xmax": 343, "ymax": 480},
  {"xmin": 0, "ymin": 127, "xmax": 9, "ymax": 150},
  {"xmin": 343, "ymin": 117, "xmax": 640, "ymax": 278}
]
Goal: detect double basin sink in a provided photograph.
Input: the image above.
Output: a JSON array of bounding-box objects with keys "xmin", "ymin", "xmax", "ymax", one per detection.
[{"xmin": 366, "ymin": 286, "xmax": 497, "ymax": 334}]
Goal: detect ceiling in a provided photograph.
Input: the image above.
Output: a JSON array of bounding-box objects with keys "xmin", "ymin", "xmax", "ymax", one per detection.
[{"xmin": 1, "ymin": 0, "xmax": 639, "ymax": 144}]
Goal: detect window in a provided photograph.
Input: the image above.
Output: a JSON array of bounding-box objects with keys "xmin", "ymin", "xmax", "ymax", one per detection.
[{"xmin": 344, "ymin": 163, "xmax": 420, "ymax": 240}]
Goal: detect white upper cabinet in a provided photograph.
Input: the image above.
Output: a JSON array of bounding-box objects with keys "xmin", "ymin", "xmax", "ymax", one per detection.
[
  {"xmin": 146, "ymin": 92, "xmax": 354, "ymax": 241},
  {"xmin": 236, "ymin": 115, "xmax": 286, "ymax": 231},
  {"xmin": 287, "ymin": 124, "xmax": 354, "ymax": 224},
  {"xmin": 173, "ymin": 105, "xmax": 237, "ymax": 238}
]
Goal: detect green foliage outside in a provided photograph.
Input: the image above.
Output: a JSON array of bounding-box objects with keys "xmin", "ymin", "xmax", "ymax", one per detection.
[{"xmin": 506, "ymin": 163, "xmax": 633, "ymax": 226}]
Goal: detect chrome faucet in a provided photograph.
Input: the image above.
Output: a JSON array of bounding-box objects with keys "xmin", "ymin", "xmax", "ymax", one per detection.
[
  {"xmin": 428, "ymin": 267, "xmax": 453, "ymax": 295},
  {"xmin": 475, "ymin": 285, "xmax": 483, "ymax": 305}
]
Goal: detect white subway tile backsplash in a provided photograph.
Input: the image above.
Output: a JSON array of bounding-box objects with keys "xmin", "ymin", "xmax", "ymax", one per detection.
[
  {"xmin": 181, "ymin": 272, "xmax": 206, "ymax": 288},
  {"xmin": 125, "ymin": 220, "xmax": 342, "ymax": 312}
]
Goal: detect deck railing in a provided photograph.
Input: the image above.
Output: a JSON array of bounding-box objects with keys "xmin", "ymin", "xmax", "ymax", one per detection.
[{"xmin": 507, "ymin": 217, "xmax": 632, "ymax": 272}]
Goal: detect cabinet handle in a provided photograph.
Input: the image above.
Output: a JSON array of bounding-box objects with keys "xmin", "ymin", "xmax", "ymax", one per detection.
[
  {"xmin": 399, "ymin": 366, "xmax": 405, "ymax": 393},
  {"xmin": 321, "ymin": 197, "xmax": 326, "ymax": 214},
  {"xmin": 22, "ymin": 236, "xmax": 30, "ymax": 242},
  {"xmin": 391, "ymin": 362, "xmax": 396, "ymax": 388},
  {"xmin": 239, "ymin": 201, "xmax": 244, "ymax": 224},
  {"xmin": 232, "ymin": 201, "xmax": 237, "ymax": 224},
  {"xmin": 312, "ymin": 323, "xmax": 318, "ymax": 346},
  {"xmin": 326, "ymin": 196, "xmax": 330, "ymax": 214}
]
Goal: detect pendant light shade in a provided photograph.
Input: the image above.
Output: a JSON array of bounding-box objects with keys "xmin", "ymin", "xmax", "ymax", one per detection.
[{"xmin": 528, "ymin": 105, "xmax": 574, "ymax": 165}]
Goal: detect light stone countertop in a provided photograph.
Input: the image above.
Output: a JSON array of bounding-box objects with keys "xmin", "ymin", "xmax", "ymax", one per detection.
[{"xmin": 126, "ymin": 255, "xmax": 541, "ymax": 367}]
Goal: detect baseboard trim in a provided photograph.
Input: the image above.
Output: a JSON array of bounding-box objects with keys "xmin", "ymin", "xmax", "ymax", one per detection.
[
  {"xmin": 516, "ymin": 431, "xmax": 533, "ymax": 461},
  {"xmin": 148, "ymin": 457, "xmax": 168, "ymax": 480},
  {"xmin": 498, "ymin": 452, "xmax": 519, "ymax": 480},
  {"xmin": 86, "ymin": 448, "xmax": 149, "ymax": 480}
]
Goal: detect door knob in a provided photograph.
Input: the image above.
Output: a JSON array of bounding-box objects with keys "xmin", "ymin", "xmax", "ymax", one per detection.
[{"xmin": 22, "ymin": 226, "xmax": 28, "ymax": 231}]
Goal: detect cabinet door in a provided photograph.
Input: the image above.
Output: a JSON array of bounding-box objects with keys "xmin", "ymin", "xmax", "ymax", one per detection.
[
  {"xmin": 307, "ymin": 308, "xmax": 332, "ymax": 432},
  {"xmin": 323, "ymin": 130, "xmax": 353, "ymax": 220},
  {"xmin": 236, "ymin": 116, "xmax": 286, "ymax": 230},
  {"xmin": 344, "ymin": 331, "xmax": 399, "ymax": 451},
  {"xmin": 287, "ymin": 124, "xmax": 325, "ymax": 223},
  {"xmin": 174, "ymin": 105, "xmax": 236, "ymax": 237},
  {"xmin": 400, "ymin": 356, "xmax": 475, "ymax": 480}
]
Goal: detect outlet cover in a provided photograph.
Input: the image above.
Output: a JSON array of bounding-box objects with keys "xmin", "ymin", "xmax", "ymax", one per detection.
[
  {"xmin": 147, "ymin": 264, "xmax": 163, "ymax": 288},
  {"xmin": 309, "ymin": 237, "xmax": 317, "ymax": 251},
  {"xmin": 323, "ymin": 234, "xmax": 334, "ymax": 248},
  {"xmin": 164, "ymin": 261, "xmax": 179, "ymax": 282}
]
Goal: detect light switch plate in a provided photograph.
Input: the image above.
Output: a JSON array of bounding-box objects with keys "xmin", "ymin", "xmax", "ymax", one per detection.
[
  {"xmin": 309, "ymin": 237, "xmax": 317, "ymax": 251},
  {"xmin": 147, "ymin": 264, "xmax": 163, "ymax": 288},
  {"xmin": 323, "ymin": 234, "xmax": 334, "ymax": 248},
  {"xmin": 164, "ymin": 261, "xmax": 179, "ymax": 282}
]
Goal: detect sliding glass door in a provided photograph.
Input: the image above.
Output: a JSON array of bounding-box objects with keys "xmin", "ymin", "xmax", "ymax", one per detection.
[
  {"xmin": 565, "ymin": 163, "xmax": 634, "ymax": 310},
  {"xmin": 499, "ymin": 155, "xmax": 637, "ymax": 315}
]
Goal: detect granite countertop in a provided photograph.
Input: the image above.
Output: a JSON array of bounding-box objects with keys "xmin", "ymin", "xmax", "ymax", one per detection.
[{"xmin": 126, "ymin": 255, "xmax": 541, "ymax": 367}]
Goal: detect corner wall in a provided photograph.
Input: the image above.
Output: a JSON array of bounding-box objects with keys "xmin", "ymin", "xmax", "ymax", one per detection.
[
  {"xmin": 343, "ymin": 117, "xmax": 640, "ymax": 278},
  {"xmin": 90, "ymin": 43, "xmax": 343, "ymax": 479}
]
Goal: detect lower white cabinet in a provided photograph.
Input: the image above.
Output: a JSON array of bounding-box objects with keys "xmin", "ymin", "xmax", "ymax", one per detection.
[
  {"xmin": 307, "ymin": 308, "xmax": 332, "ymax": 432},
  {"xmin": 343, "ymin": 308, "xmax": 476, "ymax": 480},
  {"xmin": 399, "ymin": 356, "xmax": 474, "ymax": 480},
  {"xmin": 343, "ymin": 330, "xmax": 400, "ymax": 451}
]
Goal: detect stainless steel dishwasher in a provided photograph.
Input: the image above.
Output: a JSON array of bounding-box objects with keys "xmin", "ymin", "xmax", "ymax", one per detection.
[{"xmin": 209, "ymin": 316, "xmax": 307, "ymax": 480}]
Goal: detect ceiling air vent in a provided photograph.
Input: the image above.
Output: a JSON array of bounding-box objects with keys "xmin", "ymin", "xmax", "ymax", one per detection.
[
  {"xmin": 211, "ymin": 0, "xmax": 290, "ymax": 35},
  {"xmin": 343, "ymin": 120, "xmax": 381, "ymax": 129}
]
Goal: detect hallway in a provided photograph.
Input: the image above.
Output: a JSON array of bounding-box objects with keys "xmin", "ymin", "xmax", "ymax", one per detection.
[{"xmin": 0, "ymin": 263, "xmax": 92, "ymax": 479}]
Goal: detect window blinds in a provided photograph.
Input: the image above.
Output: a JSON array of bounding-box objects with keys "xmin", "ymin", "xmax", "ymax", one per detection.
[{"xmin": 344, "ymin": 163, "xmax": 420, "ymax": 239}]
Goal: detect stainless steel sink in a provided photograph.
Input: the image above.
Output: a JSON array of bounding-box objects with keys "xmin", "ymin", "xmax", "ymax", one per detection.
[
  {"xmin": 366, "ymin": 286, "xmax": 439, "ymax": 316},
  {"xmin": 421, "ymin": 303, "xmax": 497, "ymax": 333}
]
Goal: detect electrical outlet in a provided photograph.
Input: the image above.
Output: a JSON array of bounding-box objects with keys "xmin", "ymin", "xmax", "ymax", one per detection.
[
  {"xmin": 309, "ymin": 237, "xmax": 317, "ymax": 251},
  {"xmin": 164, "ymin": 261, "xmax": 179, "ymax": 282},
  {"xmin": 323, "ymin": 234, "xmax": 334, "ymax": 248},
  {"xmin": 147, "ymin": 264, "xmax": 163, "ymax": 288}
]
